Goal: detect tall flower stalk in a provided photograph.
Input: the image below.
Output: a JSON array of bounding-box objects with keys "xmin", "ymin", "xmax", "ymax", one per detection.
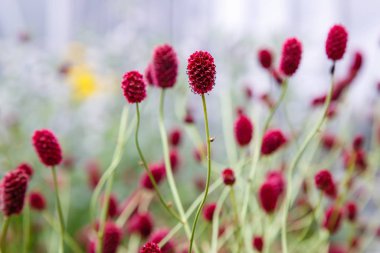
[{"xmin": 186, "ymin": 50, "xmax": 216, "ymax": 253}]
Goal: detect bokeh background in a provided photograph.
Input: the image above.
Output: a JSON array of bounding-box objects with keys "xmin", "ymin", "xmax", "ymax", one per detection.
[{"xmin": 1, "ymin": 0, "xmax": 380, "ymax": 252}]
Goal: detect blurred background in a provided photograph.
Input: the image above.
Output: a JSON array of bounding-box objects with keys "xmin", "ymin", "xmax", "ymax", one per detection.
[{"xmin": 0, "ymin": 1, "xmax": 380, "ymax": 251}]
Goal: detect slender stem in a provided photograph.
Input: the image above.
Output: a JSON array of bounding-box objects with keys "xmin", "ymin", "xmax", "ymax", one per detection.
[
  {"xmin": 22, "ymin": 203, "xmax": 30, "ymax": 253},
  {"xmin": 135, "ymin": 103, "xmax": 183, "ymax": 222},
  {"xmin": 0, "ymin": 216, "xmax": 10, "ymax": 253},
  {"xmin": 43, "ymin": 213, "xmax": 83, "ymax": 253},
  {"xmin": 189, "ymin": 94, "xmax": 212, "ymax": 253},
  {"xmin": 158, "ymin": 90, "xmax": 199, "ymax": 250},
  {"xmin": 96, "ymin": 172, "xmax": 114, "ymax": 253},
  {"xmin": 52, "ymin": 166, "xmax": 65, "ymax": 253},
  {"xmin": 281, "ymin": 63, "xmax": 335, "ymax": 253},
  {"xmin": 90, "ymin": 106, "xmax": 131, "ymax": 220}
]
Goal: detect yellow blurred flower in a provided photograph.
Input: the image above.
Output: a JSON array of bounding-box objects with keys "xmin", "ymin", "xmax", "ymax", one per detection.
[{"xmin": 67, "ymin": 64, "xmax": 98, "ymax": 100}]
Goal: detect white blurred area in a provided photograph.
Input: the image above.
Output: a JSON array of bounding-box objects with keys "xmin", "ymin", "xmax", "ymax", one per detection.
[{"xmin": 0, "ymin": 0, "xmax": 380, "ymax": 95}]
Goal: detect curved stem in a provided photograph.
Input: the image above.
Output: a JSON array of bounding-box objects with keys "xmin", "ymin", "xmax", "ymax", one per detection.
[
  {"xmin": 52, "ymin": 166, "xmax": 65, "ymax": 253},
  {"xmin": 281, "ymin": 63, "xmax": 335, "ymax": 253},
  {"xmin": 189, "ymin": 94, "xmax": 212, "ymax": 253},
  {"xmin": 22, "ymin": 204, "xmax": 30, "ymax": 253},
  {"xmin": 90, "ymin": 106, "xmax": 130, "ymax": 220},
  {"xmin": 158, "ymin": 90, "xmax": 199, "ymax": 249},
  {"xmin": 96, "ymin": 106, "xmax": 129, "ymax": 253},
  {"xmin": 43, "ymin": 213, "xmax": 83, "ymax": 253},
  {"xmin": 135, "ymin": 103, "xmax": 182, "ymax": 222},
  {"xmin": 0, "ymin": 216, "xmax": 10, "ymax": 253},
  {"xmin": 240, "ymin": 79, "xmax": 289, "ymax": 245}
]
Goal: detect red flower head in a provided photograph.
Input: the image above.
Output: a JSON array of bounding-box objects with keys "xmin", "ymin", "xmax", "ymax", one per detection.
[
  {"xmin": 86, "ymin": 160, "xmax": 101, "ymax": 190},
  {"xmin": 261, "ymin": 129, "xmax": 287, "ymax": 155},
  {"xmin": 145, "ymin": 63, "xmax": 155, "ymax": 86},
  {"xmin": 148, "ymin": 229, "xmax": 174, "ymax": 253},
  {"xmin": 326, "ymin": 25, "xmax": 348, "ymax": 61},
  {"xmin": 0, "ymin": 169, "xmax": 28, "ymax": 216},
  {"xmin": 328, "ymin": 244, "xmax": 347, "ymax": 253},
  {"xmin": 234, "ymin": 113, "xmax": 254, "ymax": 147},
  {"xmin": 169, "ymin": 149, "xmax": 181, "ymax": 173},
  {"xmin": 121, "ymin": 71, "xmax": 147, "ymax": 103},
  {"xmin": 222, "ymin": 168, "xmax": 236, "ymax": 186},
  {"xmin": 321, "ymin": 133, "xmax": 338, "ymax": 150},
  {"xmin": 29, "ymin": 191, "xmax": 46, "ymax": 211},
  {"xmin": 244, "ymin": 86, "xmax": 253, "ymax": 99},
  {"xmin": 101, "ymin": 194, "xmax": 118, "ymax": 218},
  {"xmin": 345, "ymin": 201, "xmax": 357, "ymax": 222},
  {"xmin": 169, "ymin": 128, "xmax": 182, "ymax": 147},
  {"xmin": 95, "ymin": 222, "xmax": 122, "ymax": 253},
  {"xmin": 152, "ymin": 44, "xmax": 178, "ymax": 88},
  {"xmin": 127, "ymin": 212, "xmax": 154, "ymax": 238},
  {"xmin": 350, "ymin": 51, "xmax": 363, "ymax": 73},
  {"xmin": 140, "ymin": 242, "xmax": 162, "ymax": 253},
  {"xmin": 257, "ymin": 49, "xmax": 273, "ymax": 69},
  {"xmin": 279, "ymin": 38, "xmax": 302, "ymax": 76},
  {"xmin": 32, "ymin": 129, "xmax": 62, "ymax": 167},
  {"xmin": 314, "ymin": 169, "xmax": 337, "ymax": 198},
  {"xmin": 193, "ymin": 145, "xmax": 207, "ymax": 163},
  {"xmin": 252, "ymin": 236, "xmax": 263, "ymax": 252},
  {"xmin": 259, "ymin": 180, "xmax": 282, "ymax": 214},
  {"xmin": 352, "ymin": 134, "xmax": 364, "ymax": 151},
  {"xmin": 266, "ymin": 170, "xmax": 286, "ymax": 195},
  {"xmin": 17, "ymin": 163, "xmax": 34, "ymax": 178},
  {"xmin": 323, "ymin": 206, "xmax": 343, "ymax": 234},
  {"xmin": 140, "ymin": 163, "xmax": 166, "ymax": 190},
  {"xmin": 187, "ymin": 51, "xmax": 216, "ymax": 94},
  {"xmin": 203, "ymin": 202, "xmax": 217, "ymax": 222}
]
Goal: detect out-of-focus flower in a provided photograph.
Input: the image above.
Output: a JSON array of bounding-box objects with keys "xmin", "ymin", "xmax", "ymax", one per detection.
[
  {"xmin": 279, "ymin": 38, "xmax": 302, "ymax": 76},
  {"xmin": 234, "ymin": 113, "xmax": 254, "ymax": 147},
  {"xmin": 140, "ymin": 242, "xmax": 162, "ymax": 253},
  {"xmin": 222, "ymin": 168, "xmax": 236, "ymax": 186},
  {"xmin": 68, "ymin": 64, "xmax": 99, "ymax": 100},
  {"xmin": 152, "ymin": 44, "xmax": 178, "ymax": 89},
  {"xmin": 127, "ymin": 212, "xmax": 154, "ymax": 238},
  {"xmin": 323, "ymin": 206, "xmax": 343, "ymax": 234},
  {"xmin": 148, "ymin": 229, "xmax": 174, "ymax": 253},
  {"xmin": 32, "ymin": 129, "xmax": 63, "ymax": 167},
  {"xmin": 252, "ymin": 236, "xmax": 263, "ymax": 252},
  {"xmin": 203, "ymin": 202, "xmax": 217, "ymax": 222},
  {"xmin": 261, "ymin": 129, "xmax": 287, "ymax": 155},
  {"xmin": 140, "ymin": 163, "xmax": 166, "ymax": 190},
  {"xmin": 17, "ymin": 163, "xmax": 34, "ymax": 178},
  {"xmin": 0, "ymin": 169, "xmax": 28, "ymax": 216},
  {"xmin": 29, "ymin": 191, "xmax": 46, "ymax": 211},
  {"xmin": 326, "ymin": 25, "xmax": 348, "ymax": 61}
]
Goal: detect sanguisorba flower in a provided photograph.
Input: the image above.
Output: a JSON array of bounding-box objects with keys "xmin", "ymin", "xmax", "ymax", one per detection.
[
  {"xmin": 32, "ymin": 129, "xmax": 62, "ymax": 167},
  {"xmin": 279, "ymin": 38, "xmax": 302, "ymax": 76},
  {"xmin": 148, "ymin": 229, "xmax": 174, "ymax": 253},
  {"xmin": 326, "ymin": 24, "xmax": 348, "ymax": 61},
  {"xmin": 323, "ymin": 206, "xmax": 343, "ymax": 234},
  {"xmin": 257, "ymin": 48, "xmax": 273, "ymax": 69},
  {"xmin": 222, "ymin": 168, "xmax": 236, "ymax": 186},
  {"xmin": 345, "ymin": 201, "xmax": 358, "ymax": 222},
  {"xmin": 140, "ymin": 242, "xmax": 162, "ymax": 253},
  {"xmin": 127, "ymin": 212, "xmax": 154, "ymax": 238},
  {"xmin": 140, "ymin": 163, "xmax": 166, "ymax": 190},
  {"xmin": 144, "ymin": 63, "xmax": 155, "ymax": 86},
  {"xmin": 17, "ymin": 163, "xmax": 34, "ymax": 178},
  {"xmin": 121, "ymin": 71, "xmax": 147, "ymax": 103},
  {"xmin": 202, "ymin": 202, "xmax": 217, "ymax": 222},
  {"xmin": 90, "ymin": 222, "xmax": 122, "ymax": 253},
  {"xmin": 187, "ymin": 51, "xmax": 216, "ymax": 94},
  {"xmin": 0, "ymin": 169, "xmax": 28, "ymax": 216},
  {"xmin": 29, "ymin": 191, "xmax": 46, "ymax": 211},
  {"xmin": 252, "ymin": 236, "xmax": 264, "ymax": 252},
  {"xmin": 261, "ymin": 129, "xmax": 287, "ymax": 155},
  {"xmin": 259, "ymin": 180, "xmax": 281, "ymax": 214},
  {"xmin": 314, "ymin": 169, "xmax": 337, "ymax": 198},
  {"xmin": 152, "ymin": 44, "xmax": 178, "ymax": 88},
  {"xmin": 234, "ymin": 113, "xmax": 254, "ymax": 147},
  {"xmin": 168, "ymin": 128, "xmax": 182, "ymax": 147}
]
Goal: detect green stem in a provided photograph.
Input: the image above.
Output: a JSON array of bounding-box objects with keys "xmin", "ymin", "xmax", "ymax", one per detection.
[
  {"xmin": 158, "ymin": 90, "xmax": 199, "ymax": 250},
  {"xmin": 189, "ymin": 94, "xmax": 212, "ymax": 253},
  {"xmin": 52, "ymin": 166, "xmax": 65, "ymax": 253},
  {"xmin": 0, "ymin": 216, "xmax": 10, "ymax": 253},
  {"xmin": 96, "ymin": 172, "xmax": 114, "ymax": 253},
  {"xmin": 43, "ymin": 213, "xmax": 83, "ymax": 253},
  {"xmin": 90, "ymin": 107, "xmax": 130, "ymax": 220},
  {"xmin": 135, "ymin": 102, "xmax": 182, "ymax": 222},
  {"xmin": 22, "ymin": 203, "xmax": 30, "ymax": 253},
  {"xmin": 281, "ymin": 63, "xmax": 335, "ymax": 253}
]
